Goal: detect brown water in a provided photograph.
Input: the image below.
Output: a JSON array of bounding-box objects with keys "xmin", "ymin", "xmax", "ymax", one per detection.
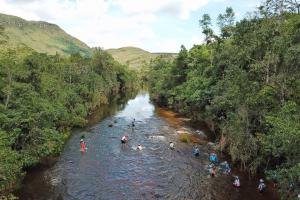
[{"xmin": 15, "ymin": 92, "xmax": 279, "ymax": 200}]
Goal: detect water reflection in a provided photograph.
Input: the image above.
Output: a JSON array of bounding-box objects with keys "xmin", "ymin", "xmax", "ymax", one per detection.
[{"xmin": 116, "ymin": 92, "xmax": 154, "ymax": 121}]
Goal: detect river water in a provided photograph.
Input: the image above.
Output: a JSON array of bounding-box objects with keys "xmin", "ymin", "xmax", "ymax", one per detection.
[{"xmin": 16, "ymin": 92, "xmax": 279, "ymax": 200}]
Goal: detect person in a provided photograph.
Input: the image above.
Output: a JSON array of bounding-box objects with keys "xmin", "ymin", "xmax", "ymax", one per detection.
[
  {"xmin": 80, "ymin": 139, "xmax": 87, "ymax": 152},
  {"xmin": 132, "ymin": 118, "xmax": 136, "ymax": 127},
  {"xmin": 258, "ymin": 179, "xmax": 266, "ymax": 193},
  {"xmin": 209, "ymin": 166, "xmax": 217, "ymax": 177},
  {"xmin": 121, "ymin": 135, "xmax": 128, "ymax": 144},
  {"xmin": 169, "ymin": 142, "xmax": 175, "ymax": 150},
  {"xmin": 193, "ymin": 146, "xmax": 200, "ymax": 156},
  {"xmin": 137, "ymin": 144, "xmax": 143, "ymax": 151},
  {"xmin": 221, "ymin": 161, "xmax": 231, "ymax": 174},
  {"xmin": 233, "ymin": 176, "xmax": 241, "ymax": 188},
  {"xmin": 209, "ymin": 152, "xmax": 218, "ymax": 164}
]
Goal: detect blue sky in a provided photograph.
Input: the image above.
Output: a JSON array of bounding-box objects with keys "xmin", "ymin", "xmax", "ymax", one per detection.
[{"xmin": 0, "ymin": 0, "xmax": 262, "ymax": 52}]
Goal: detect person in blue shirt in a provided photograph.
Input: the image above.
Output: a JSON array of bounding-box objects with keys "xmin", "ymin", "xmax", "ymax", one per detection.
[
  {"xmin": 221, "ymin": 161, "xmax": 231, "ymax": 174},
  {"xmin": 209, "ymin": 152, "xmax": 218, "ymax": 164}
]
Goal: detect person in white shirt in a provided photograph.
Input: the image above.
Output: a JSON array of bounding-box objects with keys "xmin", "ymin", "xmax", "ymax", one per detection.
[
  {"xmin": 233, "ymin": 176, "xmax": 241, "ymax": 188},
  {"xmin": 121, "ymin": 135, "xmax": 128, "ymax": 144},
  {"xmin": 137, "ymin": 144, "xmax": 143, "ymax": 150},
  {"xmin": 258, "ymin": 179, "xmax": 266, "ymax": 193},
  {"xmin": 169, "ymin": 142, "xmax": 175, "ymax": 149}
]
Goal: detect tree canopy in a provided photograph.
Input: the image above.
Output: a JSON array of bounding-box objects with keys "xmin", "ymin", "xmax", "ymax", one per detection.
[
  {"xmin": 0, "ymin": 45, "xmax": 137, "ymax": 194},
  {"xmin": 148, "ymin": 3, "xmax": 300, "ymax": 199}
]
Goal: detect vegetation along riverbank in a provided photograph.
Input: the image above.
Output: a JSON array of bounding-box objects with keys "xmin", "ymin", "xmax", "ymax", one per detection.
[
  {"xmin": 0, "ymin": 41, "xmax": 137, "ymax": 195},
  {"xmin": 148, "ymin": 1, "xmax": 300, "ymax": 199}
]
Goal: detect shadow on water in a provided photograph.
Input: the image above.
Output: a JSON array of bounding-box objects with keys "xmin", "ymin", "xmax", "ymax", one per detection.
[{"xmin": 15, "ymin": 91, "xmax": 279, "ymax": 200}]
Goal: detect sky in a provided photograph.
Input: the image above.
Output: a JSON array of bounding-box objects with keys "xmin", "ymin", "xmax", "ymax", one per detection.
[{"xmin": 0, "ymin": 0, "xmax": 262, "ymax": 52}]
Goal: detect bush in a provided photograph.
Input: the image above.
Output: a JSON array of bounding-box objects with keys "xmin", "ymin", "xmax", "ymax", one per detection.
[{"xmin": 179, "ymin": 133, "xmax": 190, "ymax": 143}]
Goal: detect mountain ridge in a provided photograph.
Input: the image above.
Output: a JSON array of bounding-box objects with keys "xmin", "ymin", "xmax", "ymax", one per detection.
[
  {"xmin": 107, "ymin": 46, "xmax": 177, "ymax": 70},
  {"xmin": 0, "ymin": 13, "xmax": 92, "ymax": 56}
]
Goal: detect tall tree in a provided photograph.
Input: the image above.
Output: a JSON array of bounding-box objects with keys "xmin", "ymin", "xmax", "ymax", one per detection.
[{"xmin": 217, "ymin": 7, "xmax": 235, "ymax": 38}]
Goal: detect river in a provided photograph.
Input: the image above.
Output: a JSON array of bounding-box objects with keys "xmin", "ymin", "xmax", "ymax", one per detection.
[{"xmin": 15, "ymin": 92, "xmax": 279, "ymax": 200}]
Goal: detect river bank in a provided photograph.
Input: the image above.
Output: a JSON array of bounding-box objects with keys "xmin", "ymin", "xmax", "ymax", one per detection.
[
  {"xmin": 15, "ymin": 92, "xmax": 279, "ymax": 200},
  {"xmin": 156, "ymin": 107, "xmax": 280, "ymax": 200}
]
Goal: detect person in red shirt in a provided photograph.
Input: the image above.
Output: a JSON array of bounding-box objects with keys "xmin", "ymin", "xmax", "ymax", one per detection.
[{"xmin": 80, "ymin": 139, "xmax": 87, "ymax": 152}]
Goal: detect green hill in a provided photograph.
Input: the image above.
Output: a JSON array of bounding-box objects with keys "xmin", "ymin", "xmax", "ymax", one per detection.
[
  {"xmin": 107, "ymin": 46, "xmax": 177, "ymax": 70},
  {"xmin": 0, "ymin": 13, "xmax": 92, "ymax": 56}
]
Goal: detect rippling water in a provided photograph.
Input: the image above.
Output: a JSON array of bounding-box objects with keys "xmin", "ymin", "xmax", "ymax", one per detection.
[{"xmin": 16, "ymin": 92, "xmax": 279, "ymax": 200}]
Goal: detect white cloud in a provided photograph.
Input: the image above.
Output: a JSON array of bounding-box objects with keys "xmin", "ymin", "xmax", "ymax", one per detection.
[
  {"xmin": 113, "ymin": 0, "xmax": 209, "ymax": 20},
  {"xmin": 0, "ymin": 0, "xmax": 211, "ymax": 52}
]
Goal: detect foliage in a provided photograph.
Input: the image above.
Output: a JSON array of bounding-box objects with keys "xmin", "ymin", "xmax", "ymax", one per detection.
[
  {"xmin": 179, "ymin": 133, "xmax": 190, "ymax": 143},
  {"xmin": 0, "ymin": 46, "xmax": 136, "ymax": 194},
  {"xmin": 148, "ymin": 3, "xmax": 300, "ymax": 199}
]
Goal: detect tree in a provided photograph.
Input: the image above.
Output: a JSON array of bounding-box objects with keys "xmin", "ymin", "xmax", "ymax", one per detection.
[
  {"xmin": 259, "ymin": 0, "xmax": 300, "ymax": 16},
  {"xmin": 199, "ymin": 14, "xmax": 214, "ymax": 44},
  {"xmin": 217, "ymin": 7, "xmax": 235, "ymax": 38}
]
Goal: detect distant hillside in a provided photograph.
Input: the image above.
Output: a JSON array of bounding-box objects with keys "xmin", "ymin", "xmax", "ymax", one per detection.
[
  {"xmin": 0, "ymin": 13, "xmax": 92, "ymax": 56},
  {"xmin": 107, "ymin": 47, "xmax": 177, "ymax": 70}
]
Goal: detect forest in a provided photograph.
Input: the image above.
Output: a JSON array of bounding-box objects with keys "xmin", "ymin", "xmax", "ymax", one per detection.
[
  {"xmin": 0, "ymin": 32, "xmax": 137, "ymax": 194},
  {"xmin": 148, "ymin": 1, "xmax": 300, "ymax": 199}
]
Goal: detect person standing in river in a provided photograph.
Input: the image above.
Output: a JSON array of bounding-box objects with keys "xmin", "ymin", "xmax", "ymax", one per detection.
[
  {"xmin": 209, "ymin": 152, "xmax": 218, "ymax": 164},
  {"xmin": 137, "ymin": 144, "xmax": 143, "ymax": 150},
  {"xmin": 132, "ymin": 118, "xmax": 136, "ymax": 127},
  {"xmin": 121, "ymin": 135, "xmax": 128, "ymax": 144},
  {"xmin": 258, "ymin": 179, "xmax": 266, "ymax": 193},
  {"xmin": 169, "ymin": 142, "xmax": 175, "ymax": 150},
  {"xmin": 80, "ymin": 139, "xmax": 87, "ymax": 153},
  {"xmin": 233, "ymin": 176, "xmax": 241, "ymax": 188},
  {"xmin": 209, "ymin": 165, "xmax": 217, "ymax": 177},
  {"xmin": 193, "ymin": 146, "xmax": 200, "ymax": 156}
]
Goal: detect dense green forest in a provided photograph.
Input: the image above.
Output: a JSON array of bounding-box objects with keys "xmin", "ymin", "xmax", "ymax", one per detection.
[
  {"xmin": 148, "ymin": 1, "xmax": 300, "ymax": 199},
  {"xmin": 0, "ymin": 27, "xmax": 136, "ymax": 194}
]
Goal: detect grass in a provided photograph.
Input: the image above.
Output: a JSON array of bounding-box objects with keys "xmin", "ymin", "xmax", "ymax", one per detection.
[
  {"xmin": 0, "ymin": 13, "xmax": 175, "ymax": 67},
  {"xmin": 179, "ymin": 133, "xmax": 208, "ymax": 145},
  {"xmin": 0, "ymin": 13, "xmax": 92, "ymax": 57},
  {"xmin": 106, "ymin": 46, "xmax": 177, "ymax": 70},
  {"xmin": 106, "ymin": 47, "xmax": 155, "ymax": 70}
]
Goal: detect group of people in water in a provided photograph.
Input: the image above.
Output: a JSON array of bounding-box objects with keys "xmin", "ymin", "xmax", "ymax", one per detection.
[
  {"xmin": 206, "ymin": 151, "xmax": 267, "ymax": 193},
  {"xmin": 233, "ymin": 176, "xmax": 266, "ymax": 192},
  {"xmin": 80, "ymin": 118, "xmax": 267, "ymax": 194},
  {"xmin": 120, "ymin": 119, "xmax": 143, "ymax": 150}
]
